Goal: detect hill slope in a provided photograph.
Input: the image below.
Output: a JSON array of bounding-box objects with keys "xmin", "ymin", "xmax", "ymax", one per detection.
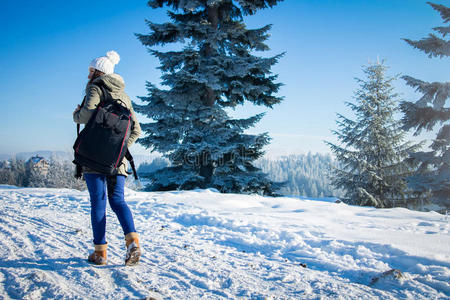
[{"xmin": 0, "ymin": 186, "xmax": 448, "ymax": 299}]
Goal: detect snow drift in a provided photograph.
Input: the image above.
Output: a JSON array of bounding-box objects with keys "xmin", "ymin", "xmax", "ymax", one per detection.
[{"xmin": 0, "ymin": 185, "xmax": 448, "ymax": 299}]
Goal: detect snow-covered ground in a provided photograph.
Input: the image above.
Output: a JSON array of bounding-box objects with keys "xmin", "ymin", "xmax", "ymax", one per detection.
[{"xmin": 0, "ymin": 185, "xmax": 448, "ymax": 299}]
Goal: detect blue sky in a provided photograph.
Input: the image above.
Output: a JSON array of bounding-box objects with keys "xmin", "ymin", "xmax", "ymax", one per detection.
[{"xmin": 1, "ymin": 0, "xmax": 448, "ymax": 157}]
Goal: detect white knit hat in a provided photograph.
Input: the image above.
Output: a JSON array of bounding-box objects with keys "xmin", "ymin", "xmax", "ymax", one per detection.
[{"xmin": 89, "ymin": 50, "xmax": 120, "ymax": 74}]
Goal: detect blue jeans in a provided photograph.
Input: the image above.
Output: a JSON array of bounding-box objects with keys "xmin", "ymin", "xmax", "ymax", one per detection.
[{"xmin": 84, "ymin": 174, "xmax": 136, "ymax": 245}]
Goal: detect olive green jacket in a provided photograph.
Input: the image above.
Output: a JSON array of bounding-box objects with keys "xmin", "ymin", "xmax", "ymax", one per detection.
[{"xmin": 73, "ymin": 74, "xmax": 141, "ymax": 176}]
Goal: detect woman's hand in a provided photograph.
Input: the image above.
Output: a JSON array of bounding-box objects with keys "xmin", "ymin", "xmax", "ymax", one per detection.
[{"xmin": 73, "ymin": 105, "xmax": 81, "ymax": 114}]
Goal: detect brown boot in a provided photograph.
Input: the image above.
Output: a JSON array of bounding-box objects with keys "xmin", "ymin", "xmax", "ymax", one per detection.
[
  {"xmin": 88, "ymin": 244, "xmax": 107, "ymax": 265},
  {"xmin": 125, "ymin": 232, "xmax": 141, "ymax": 266}
]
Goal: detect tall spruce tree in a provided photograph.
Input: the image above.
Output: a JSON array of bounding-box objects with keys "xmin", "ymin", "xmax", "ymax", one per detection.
[
  {"xmin": 326, "ymin": 62, "xmax": 422, "ymax": 208},
  {"xmin": 135, "ymin": 0, "xmax": 284, "ymax": 195},
  {"xmin": 401, "ymin": 2, "xmax": 449, "ymax": 210}
]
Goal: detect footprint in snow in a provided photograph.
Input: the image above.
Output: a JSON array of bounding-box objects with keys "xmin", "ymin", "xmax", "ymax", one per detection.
[{"xmin": 417, "ymin": 222, "xmax": 434, "ymax": 227}]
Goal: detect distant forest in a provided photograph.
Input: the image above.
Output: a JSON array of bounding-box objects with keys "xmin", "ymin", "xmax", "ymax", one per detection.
[
  {"xmin": 0, "ymin": 157, "xmax": 86, "ymax": 190},
  {"xmin": 138, "ymin": 153, "xmax": 341, "ymax": 198},
  {"xmin": 1, "ymin": 152, "xmax": 341, "ymax": 198},
  {"xmin": 255, "ymin": 153, "xmax": 341, "ymax": 198}
]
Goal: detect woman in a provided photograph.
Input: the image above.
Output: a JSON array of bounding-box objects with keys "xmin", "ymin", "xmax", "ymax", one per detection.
[{"xmin": 73, "ymin": 51, "xmax": 142, "ymax": 266}]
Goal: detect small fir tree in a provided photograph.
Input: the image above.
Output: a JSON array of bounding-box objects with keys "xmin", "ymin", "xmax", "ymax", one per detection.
[
  {"xmin": 401, "ymin": 2, "xmax": 450, "ymax": 210},
  {"xmin": 135, "ymin": 0, "xmax": 284, "ymax": 194},
  {"xmin": 326, "ymin": 62, "xmax": 423, "ymax": 208},
  {"xmin": 0, "ymin": 159, "xmax": 26, "ymax": 186},
  {"xmin": 46, "ymin": 159, "xmax": 86, "ymax": 190}
]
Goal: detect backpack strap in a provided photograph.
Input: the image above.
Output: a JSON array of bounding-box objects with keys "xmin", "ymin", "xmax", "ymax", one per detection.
[
  {"xmin": 76, "ymin": 96, "xmax": 86, "ymax": 136},
  {"xmin": 125, "ymin": 150, "xmax": 139, "ymax": 180},
  {"xmin": 74, "ymin": 96, "xmax": 88, "ymax": 178}
]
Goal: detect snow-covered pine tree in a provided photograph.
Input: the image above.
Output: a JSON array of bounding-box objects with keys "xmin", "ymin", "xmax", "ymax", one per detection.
[
  {"xmin": 45, "ymin": 159, "xmax": 86, "ymax": 190},
  {"xmin": 254, "ymin": 153, "xmax": 339, "ymax": 197},
  {"xmin": 401, "ymin": 2, "xmax": 449, "ymax": 210},
  {"xmin": 325, "ymin": 62, "xmax": 423, "ymax": 208},
  {"xmin": 135, "ymin": 0, "xmax": 284, "ymax": 195},
  {"xmin": 0, "ymin": 159, "xmax": 25, "ymax": 186}
]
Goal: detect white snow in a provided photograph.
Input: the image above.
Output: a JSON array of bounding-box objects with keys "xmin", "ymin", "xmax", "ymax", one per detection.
[{"xmin": 0, "ymin": 185, "xmax": 449, "ymax": 299}]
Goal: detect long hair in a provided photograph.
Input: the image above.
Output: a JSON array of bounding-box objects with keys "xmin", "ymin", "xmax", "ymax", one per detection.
[{"xmin": 87, "ymin": 69, "xmax": 105, "ymax": 86}]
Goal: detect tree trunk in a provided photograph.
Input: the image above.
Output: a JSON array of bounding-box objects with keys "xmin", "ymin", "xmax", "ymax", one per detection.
[
  {"xmin": 204, "ymin": 4, "xmax": 218, "ymax": 107},
  {"xmin": 199, "ymin": 150, "xmax": 213, "ymax": 186},
  {"xmin": 199, "ymin": 4, "xmax": 220, "ymax": 184}
]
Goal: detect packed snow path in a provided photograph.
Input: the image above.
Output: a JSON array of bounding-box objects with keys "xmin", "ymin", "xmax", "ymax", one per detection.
[{"xmin": 0, "ymin": 185, "xmax": 448, "ymax": 299}]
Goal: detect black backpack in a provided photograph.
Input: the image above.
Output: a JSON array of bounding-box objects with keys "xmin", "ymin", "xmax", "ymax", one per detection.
[{"xmin": 73, "ymin": 82, "xmax": 138, "ymax": 179}]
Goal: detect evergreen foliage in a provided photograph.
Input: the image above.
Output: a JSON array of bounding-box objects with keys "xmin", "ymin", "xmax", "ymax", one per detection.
[
  {"xmin": 25, "ymin": 165, "xmax": 46, "ymax": 187},
  {"xmin": 0, "ymin": 158, "xmax": 86, "ymax": 190},
  {"xmin": 255, "ymin": 153, "xmax": 342, "ymax": 198},
  {"xmin": 135, "ymin": 0, "xmax": 284, "ymax": 195},
  {"xmin": 401, "ymin": 2, "xmax": 449, "ymax": 209},
  {"xmin": 45, "ymin": 160, "xmax": 86, "ymax": 190},
  {"xmin": 326, "ymin": 62, "xmax": 424, "ymax": 208},
  {"xmin": 137, "ymin": 157, "xmax": 170, "ymax": 174},
  {"xmin": 134, "ymin": 154, "xmax": 338, "ymax": 197},
  {"xmin": 0, "ymin": 159, "xmax": 27, "ymax": 187}
]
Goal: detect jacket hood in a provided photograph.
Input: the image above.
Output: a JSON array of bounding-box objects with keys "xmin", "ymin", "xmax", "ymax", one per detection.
[
  {"xmin": 93, "ymin": 73, "xmax": 125, "ymax": 93},
  {"xmin": 89, "ymin": 73, "xmax": 131, "ymax": 109}
]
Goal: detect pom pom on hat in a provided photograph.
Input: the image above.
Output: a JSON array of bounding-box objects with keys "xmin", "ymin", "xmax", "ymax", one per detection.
[
  {"xmin": 89, "ymin": 50, "xmax": 120, "ymax": 74},
  {"xmin": 106, "ymin": 50, "xmax": 120, "ymax": 65}
]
